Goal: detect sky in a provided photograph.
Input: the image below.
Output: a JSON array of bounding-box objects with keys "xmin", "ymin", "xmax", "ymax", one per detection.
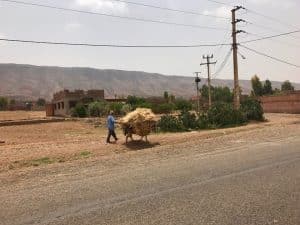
[{"xmin": 0, "ymin": 0, "xmax": 299, "ymax": 82}]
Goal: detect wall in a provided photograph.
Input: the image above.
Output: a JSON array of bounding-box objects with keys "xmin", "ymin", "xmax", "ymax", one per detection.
[{"xmin": 259, "ymin": 91, "xmax": 300, "ymax": 114}]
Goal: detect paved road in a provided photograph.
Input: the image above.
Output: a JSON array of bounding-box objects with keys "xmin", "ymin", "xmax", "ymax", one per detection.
[{"xmin": 1, "ymin": 130, "xmax": 299, "ymax": 225}]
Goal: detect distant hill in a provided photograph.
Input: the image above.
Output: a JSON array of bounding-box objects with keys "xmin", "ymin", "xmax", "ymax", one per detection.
[{"xmin": 0, "ymin": 63, "xmax": 299, "ymax": 101}]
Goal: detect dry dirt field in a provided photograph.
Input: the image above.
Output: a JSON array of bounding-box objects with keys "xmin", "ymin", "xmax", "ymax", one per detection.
[
  {"xmin": 0, "ymin": 111, "xmax": 46, "ymax": 121},
  {"xmin": 0, "ymin": 113, "xmax": 300, "ymax": 173}
]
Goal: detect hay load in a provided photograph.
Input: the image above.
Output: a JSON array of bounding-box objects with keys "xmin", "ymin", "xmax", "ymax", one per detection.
[{"xmin": 119, "ymin": 108, "xmax": 157, "ymax": 142}]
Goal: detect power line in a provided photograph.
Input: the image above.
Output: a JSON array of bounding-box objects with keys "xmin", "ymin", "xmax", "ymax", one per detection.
[
  {"xmin": 240, "ymin": 30, "xmax": 300, "ymax": 44},
  {"xmin": 0, "ymin": 0, "xmax": 228, "ymax": 31},
  {"xmin": 212, "ymin": 48, "xmax": 232, "ymax": 78},
  {"xmin": 246, "ymin": 8, "xmax": 300, "ymax": 30},
  {"xmin": 205, "ymin": 0, "xmax": 233, "ymax": 7},
  {"xmin": 245, "ymin": 32, "xmax": 300, "ymax": 48},
  {"xmin": 1, "ymin": 29, "xmax": 298, "ymax": 48},
  {"xmin": 111, "ymin": 0, "xmax": 230, "ymax": 19},
  {"xmin": 240, "ymin": 45, "xmax": 300, "ymax": 68},
  {"xmin": 0, "ymin": 38, "xmax": 231, "ymax": 48}
]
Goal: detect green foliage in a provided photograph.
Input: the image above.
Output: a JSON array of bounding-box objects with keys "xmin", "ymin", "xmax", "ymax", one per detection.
[
  {"xmin": 241, "ymin": 98, "xmax": 264, "ymax": 121},
  {"xmin": 126, "ymin": 95, "xmax": 146, "ymax": 109},
  {"xmin": 196, "ymin": 113, "xmax": 209, "ymax": 129},
  {"xmin": 163, "ymin": 91, "xmax": 169, "ymax": 101},
  {"xmin": 152, "ymin": 103, "xmax": 175, "ymax": 114},
  {"xmin": 179, "ymin": 111, "xmax": 197, "ymax": 130},
  {"xmin": 281, "ymin": 80, "xmax": 294, "ymax": 92},
  {"xmin": 263, "ymin": 79, "xmax": 273, "ymax": 95},
  {"xmin": 201, "ymin": 85, "xmax": 233, "ymax": 103},
  {"xmin": 88, "ymin": 101, "xmax": 108, "ymax": 117},
  {"xmin": 36, "ymin": 98, "xmax": 46, "ymax": 106},
  {"xmin": 121, "ymin": 104, "xmax": 132, "ymax": 115},
  {"xmin": 0, "ymin": 97, "xmax": 8, "ymax": 110},
  {"xmin": 157, "ymin": 115, "xmax": 184, "ymax": 132},
  {"xmin": 71, "ymin": 103, "xmax": 88, "ymax": 118},
  {"xmin": 207, "ymin": 102, "xmax": 247, "ymax": 128},
  {"xmin": 109, "ymin": 102, "xmax": 124, "ymax": 115},
  {"xmin": 251, "ymin": 75, "xmax": 263, "ymax": 96},
  {"xmin": 174, "ymin": 98, "xmax": 193, "ymax": 111}
]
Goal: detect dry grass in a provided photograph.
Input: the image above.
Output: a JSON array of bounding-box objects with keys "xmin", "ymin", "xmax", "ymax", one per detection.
[
  {"xmin": 1, "ymin": 112, "xmax": 299, "ymax": 172},
  {"xmin": 0, "ymin": 111, "xmax": 46, "ymax": 121}
]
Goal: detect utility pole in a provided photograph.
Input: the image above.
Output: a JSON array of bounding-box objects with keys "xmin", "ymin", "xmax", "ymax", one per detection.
[
  {"xmin": 231, "ymin": 6, "xmax": 245, "ymax": 109},
  {"xmin": 194, "ymin": 72, "xmax": 201, "ymax": 114},
  {"xmin": 201, "ymin": 55, "xmax": 216, "ymax": 108}
]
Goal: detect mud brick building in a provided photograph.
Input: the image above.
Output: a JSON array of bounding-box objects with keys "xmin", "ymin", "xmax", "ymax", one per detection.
[
  {"xmin": 259, "ymin": 91, "xmax": 300, "ymax": 114},
  {"xmin": 46, "ymin": 89, "xmax": 104, "ymax": 116}
]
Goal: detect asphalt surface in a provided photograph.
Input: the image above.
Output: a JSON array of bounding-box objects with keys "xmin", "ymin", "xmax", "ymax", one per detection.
[{"xmin": 1, "ymin": 129, "xmax": 300, "ymax": 225}]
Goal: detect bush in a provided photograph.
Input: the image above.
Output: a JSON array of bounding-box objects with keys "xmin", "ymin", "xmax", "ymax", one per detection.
[
  {"xmin": 158, "ymin": 115, "xmax": 184, "ymax": 132},
  {"xmin": 175, "ymin": 99, "xmax": 193, "ymax": 111},
  {"xmin": 71, "ymin": 103, "xmax": 88, "ymax": 118},
  {"xmin": 196, "ymin": 113, "xmax": 209, "ymax": 129},
  {"xmin": 241, "ymin": 98, "xmax": 264, "ymax": 121},
  {"xmin": 109, "ymin": 102, "xmax": 124, "ymax": 115},
  {"xmin": 207, "ymin": 102, "xmax": 247, "ymax": 127},
  {"xmin": 0, "ymin": 97, "xmax": 8, "ymax": 110},
  {"xmin": 179, "ymin": 110, "xmax": 197, "ymax": 130},
  {"xmin": 152, "ymin": 103, "xmax": 175, "ymax": 114},
  {"xmin": 88, "ymin": 101, "xmax": 108, "ymax": 117},
  {"xmin": 121, "ymin": 104, "xmax": 132, "ymax": 115}
]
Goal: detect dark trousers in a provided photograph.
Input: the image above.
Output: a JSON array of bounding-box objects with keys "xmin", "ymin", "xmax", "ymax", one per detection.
[{"xmin": 107, "ymin": 129, "xmax": 117, "ymax": 143}]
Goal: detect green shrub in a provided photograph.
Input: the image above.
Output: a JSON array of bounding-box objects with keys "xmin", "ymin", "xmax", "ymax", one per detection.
[
  {"xmin": 109, "ymin": 102, "xmax": 124, "ymax": 115},
  {"xmin": 207, "ymin": 102, "xmax": 247, "ymax": 127},
  {"xmin": 241, "ymin": 98, "xmax": 264, "ymax": 121},
  {"xmin": 121, "ymin": 104, "xmax": 132, "ymax": 115},
  {"xmin": 158, "ymin": 115, "xmax": 184, "ymax": 132},
  {"xmin": 88, "ymin": 101, "xmax": 108, "ymax": 117},
  {"xmin": 0, "ymin": 97, "xmax": 8, "ymax": 110},
  {"xmin": 152, "ymin": 103, "xmax": 175, "ymax": 114},
  {"xmin": 196, "ymin": 113, "xmax": 209, "ymax": 129},
  {"xmin": 179, "ymin": 110, "xmax": 197, "ymax": 130},
  {"xmin": 71, "ymin": 103, "xmax": 88, "ymax": 118},
  {"xmin": 174, "ymin": 99, "xmax": 193, "ymax": 111}
]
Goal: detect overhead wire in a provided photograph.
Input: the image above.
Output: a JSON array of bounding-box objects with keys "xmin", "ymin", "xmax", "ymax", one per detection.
[
  {"xmin": 246, "ymin": 8, "xmax": 300, "ymax": 30},
  {"xmin": 111, "ymin": 0, "xmax": 230, "ymax": 19},
  {"xmin": 0, "ymin": 0, "xmax": 228, "ymax": 30},
  {"xmin": 0, "ymin": 38, "xmax": 232, "ymax": 48},
  {"xmin": 240, "ymin": 45, "xmax": 300, "ymax": 68}
]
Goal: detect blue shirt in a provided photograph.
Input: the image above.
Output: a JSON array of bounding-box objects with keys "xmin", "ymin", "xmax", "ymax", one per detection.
[{"xmin": 107, "ymin": 115, "xmax": 115, "ymax": 130}]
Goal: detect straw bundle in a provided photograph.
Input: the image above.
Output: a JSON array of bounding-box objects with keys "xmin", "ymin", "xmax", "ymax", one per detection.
[{"xmin": 119, "ymin": 108, "xmax": 156, "ymax": 137}]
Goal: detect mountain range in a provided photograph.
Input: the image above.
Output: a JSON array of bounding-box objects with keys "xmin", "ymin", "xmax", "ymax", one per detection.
[{"xmin": 0, "ymin": 63, "xmax": 299, "ymax": 101}]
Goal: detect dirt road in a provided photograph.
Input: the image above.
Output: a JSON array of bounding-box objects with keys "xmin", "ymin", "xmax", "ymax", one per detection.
[{"xmin": 0, "ymin": 113, "xmax": 299, "ymax": 224}]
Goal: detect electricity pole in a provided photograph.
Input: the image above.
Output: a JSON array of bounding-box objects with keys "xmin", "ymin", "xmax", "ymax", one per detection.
[
  {"xmin": 194, "ymin": 72, "xmax": 201, "ymax": 114},
  {"xmin": 231, "ymin": 6, "xmax": 245, "ymax": 109},
  {"xmin": 201, "ymin": 55, "xmax": 216, "ymax": 108}
]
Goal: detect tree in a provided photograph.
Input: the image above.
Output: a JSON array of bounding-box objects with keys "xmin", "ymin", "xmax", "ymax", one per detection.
[
  {"xmin": 200, "ymin": 85, "xmax": 233, "ymax": 103},
  {"xmin": 163, "ymin": 91, "xmax": 169, "ymax": 102},
  {"xmin": 281, "ymin": 80, "xmax": 294, "ymax": 92},
  {"xmin": 251, "ymin": 75, "xmax": 263, "ymax": 96},
  {"xmin": 174, "ymin": 98, "xmax": 192, "ymax": 111},
  {"xmin": 263, "ymin": 79, "xmax": 273, "ymax": 95},
  {"xmin": 36, "ymin": 98, "xmax": 46, "ymax": 106},
  {"xmin": 0, "ymin": 97, "xmax": 8, "ymax": 110}
]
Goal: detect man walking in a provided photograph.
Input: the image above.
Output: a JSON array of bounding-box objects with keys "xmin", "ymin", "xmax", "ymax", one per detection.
[{"xmin": 106, "ymin": 111, "xmax": 118, "ymax": 144}]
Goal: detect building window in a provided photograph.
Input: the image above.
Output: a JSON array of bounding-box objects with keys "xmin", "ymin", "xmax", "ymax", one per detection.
[
  {"xmin": 58, "ymin": 103, "xmax": 60, "ymax": 109},
  {"xmin": 54, "ymin": 104, "xmax": 57, "ymax": 110},
  {"xmin": 61, "ymin": 102, "xmax": 64, "ymax": 109}
]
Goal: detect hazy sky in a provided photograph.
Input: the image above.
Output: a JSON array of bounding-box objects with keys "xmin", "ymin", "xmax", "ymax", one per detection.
[{"xmin": 0, "ymin": 0, "xmax": 299, "ymax": 82}]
